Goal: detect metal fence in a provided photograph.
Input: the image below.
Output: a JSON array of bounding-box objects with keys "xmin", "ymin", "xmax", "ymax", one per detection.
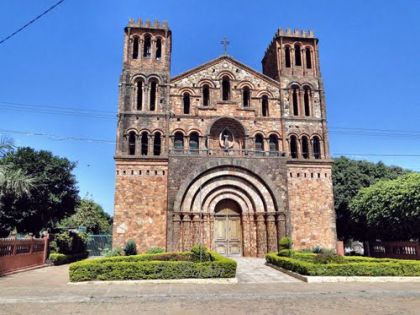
[
  {"xmin": 86, "ymin": 234, "xmax": 112, "ymax": 256},
  {"xmin": 368, "ymin": 241, "xmax": 419, "ymax": 260}
]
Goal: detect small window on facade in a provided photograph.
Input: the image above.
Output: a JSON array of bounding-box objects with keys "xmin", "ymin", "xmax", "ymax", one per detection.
[
  {"xmin": 132, "ymin": 37, "xmax": 139, "ymax": 59},
  {"xmin": 189, "ymin": 132, "xmax": 199, "ymax": 154},
  {"xmin": 150, "ymin": 81, "xmax": 157, "ymax": 111},
  {"xmin": 304, "ymin": 87, "xmax": 310, "ymax": 116},
  {"xmin": 136, "ymin": 81, "xmax": 143, "ymax": 110},
  {"xmin": 292, "ymin": 85, "xmax": 299, "ymax": 116},
  {"xmin": 305, "ymin": 47, "xmax": 312, "ymax": 69},
  {"xmin": 128, "ymin": 131, "xmax": 136, "ymax": 155},
  {"xmin": 255, "ymin": 134, "xmax": 264, "ymax": 156},
  {"xmin": 174, "ymin": 132, "xmax": 184, "ymax": 152},
  {"xmin": 269, "ymin": 135, "xmax": 279, "ymax": 156},
  {"xmin": 183, "ymin": 93, "xmax": 190, "ymax": 114},
  {"xmin": 153, "ymin": 132, "xmax": 161, "ymax": 156},
  {"xmin": 313, "ymin": 136, "xmax": 321, "ymax": 159},
  {"xmin": 222, "ymin": 76, "xmax": 230, "ymax": 101},
  {"xmin": 203, "ymin": 84, "xmax": 210, "ymax": 106},
  {"xmin": 290, "ymin": 135, "xmax": 298, "ymax": 158},
  {"xmin": 295, "ymin": 44, "xmax": 302, "ymax": 66},
  {"xmin": 262, "ymin": 95, "xmax": 269, "ymax": 117},
  {"xmin": 141, "ymin": 132, "xmax": 148, "ymax": 156},
  {"xmin": 285, "ymin": 46, "xmax": 291, "ymax": 68},
  {"xmin": 143, "ymin": 34, "xmax": 151, "ymax": 57},
  {"xmin": 156, "ymin": 38, "xmax": 162, "ymax": 59},
  {"xmin": 242, "ymin": 86, "xmax": 250, "ymax": 107},
  {"xmin": 302, "ymin": 136, "xmax": 309, "ymax": 159}
]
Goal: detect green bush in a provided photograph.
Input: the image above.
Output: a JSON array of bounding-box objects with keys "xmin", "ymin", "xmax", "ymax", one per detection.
[
  {"xmin": 266, "ymin": 253, "xmax": 420, "ymax": 276},
  {"xmin": 146, "ymin": 247, "xmax": 165, "ymax": 254},
  {"xmin": 103, "ymin": 247, "xmax": 124, "ymax": 257},
  {"xmin": 69, "ymin": 251, "xmax": 236, "ymax": 282},
  {"xmin": 50, "ymin": 231, "xmax": 87, "ymax": 255},
  {"xmin": 49, "ymin": 252, "xmax": 88, "ymax": 265},
  {"xmin": 279, "ymin": 236, "xmax": 293, "ymax": 251},
  {"xmin": 190, "ymin": 244, "xmax": 211, "ymax": 262},
  {"xmin": 313, "ymin": 251, "xmax": 344, "ymax": 264},
  {"xmin": 124, "ymin": 239, "xmax": 137, "ymax": 256},
  {"xmin": 278, "ymin": 249, "xmax": 294, "ymax": 257}
]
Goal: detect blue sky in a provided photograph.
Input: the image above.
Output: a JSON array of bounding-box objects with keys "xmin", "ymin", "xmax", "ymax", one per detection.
[{"xmin": 0, "ymin": 0, "xmax": 419, "ymax": 215}]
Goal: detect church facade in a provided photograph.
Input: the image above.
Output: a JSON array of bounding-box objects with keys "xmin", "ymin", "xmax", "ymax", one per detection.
[{"xmin": 112, "ymin": 19, "xmax": 337, "ymax": 257}]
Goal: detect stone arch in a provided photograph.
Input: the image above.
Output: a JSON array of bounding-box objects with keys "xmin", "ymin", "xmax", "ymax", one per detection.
[
  {"xmin": 216, "ymin": 70, "xmax": 235, "ymax": 80},
  {"xmin": 202, "ymin": 188, "xmax": 254, "ymax": 214}
]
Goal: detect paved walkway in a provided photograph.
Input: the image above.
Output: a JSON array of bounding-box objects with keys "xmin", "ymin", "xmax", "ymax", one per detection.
[{"xmin": 234, "ymin": 257, "xmax": 299, "ymax": 283}]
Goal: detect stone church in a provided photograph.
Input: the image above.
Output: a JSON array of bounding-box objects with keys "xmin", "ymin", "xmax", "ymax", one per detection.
[{"xmin": 113, "ymin": 19, "xmax": 337, "ymax": 257}]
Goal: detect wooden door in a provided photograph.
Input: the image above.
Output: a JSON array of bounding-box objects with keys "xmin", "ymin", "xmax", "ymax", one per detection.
[{"xmin": 214, "ymin": 215, "xmax": 242, "ymax": 256}]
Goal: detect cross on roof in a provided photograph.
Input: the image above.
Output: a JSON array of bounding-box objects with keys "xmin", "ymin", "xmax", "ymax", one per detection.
[{"xmin": 220, "ymin": 37, "xmax": 230, "ymax": 55}]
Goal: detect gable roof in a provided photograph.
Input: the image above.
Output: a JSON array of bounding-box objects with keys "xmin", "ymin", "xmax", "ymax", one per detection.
[{"xmin": 170, "ymin": 55, "xmax": 279, "ymax": 87}]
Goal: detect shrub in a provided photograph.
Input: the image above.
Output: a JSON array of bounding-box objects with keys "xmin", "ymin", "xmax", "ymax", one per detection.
[
  {"xmin": 278, "ymin": 249, "xmax": 294, "ymax": 257},
  {"xmin": 103, "ymin": 247, "xmax": 124, "ymax": 257},
  {"xmin": 146, "ymin": 247, "xmax": 165, "ymax": 254},
  {"xmin": 124, "ymin": 239, "xmax": 137, "ymax": 256},
  {"xmin": 49, "ymin": 252, "xmax": 88, "ymax": 265},
  {"xmin": 50, "ymin": 231, "xmax": 86, "ymax": 255},
  {"xmin": 279, "ymin": 236, "xmax": 293, "ymax": 251},
  {"xmin": 191, "ymin": 244, "xmax": 211, "ymax": 262},
  {"xmin": 69, "ymin": 251, "xmax": 237, "ymax": 282},
  {"xmin": 313, "ymin": 251, "xmax": 344, "ymax": 264}
]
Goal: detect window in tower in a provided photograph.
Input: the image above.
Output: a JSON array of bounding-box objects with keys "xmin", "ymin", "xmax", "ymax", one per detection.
[
  {"xmin": 285, "ymin": 46, "xmax": 291, "ymax": 68},
  {"xmin": 292, "ymin": 85, "xmax": 299, "ymax": 116},
  {"xmin": 305, "ymin": 47, "xmax": 312, "ymax": 69},
  {"xmin": 183, "ymin": 92, "xmax": 190, "ymax": 114},
  {"xmin": 132, "ymin": 37, "xmax": 139, "ymax": 59},
  {"xmin": 153, "ymin": 132, "xmax": 161, "ymax": 156},
  {"xmin": 202, "ymin": 84, "xmax": 210, "ymax": 106},
  {"xmin": 128, "ymin": 131, "xmax": 136, "ymax": 155},
  {"xmin": 222, "ymin": 76, "xmax": 230, "ymax": 101},
  {"xmin": 149, "ymin": 81, "xmax": 157, "ymax": 111},
  {"xmin": 189, "ymin": 132, "xmax": 199, "ymax": 154},
  {"xmin": 136, "ymin": 81, "xmax": 143, "ymax": 110},
  {"xmin": 294, "ymin": 44, "xmax": 302, "ymax": 66},
  {"xmin": 262, "ymin": 95, "xmax": 269, "ymax": 117},
  {"xmin": 255, "ymin": 134, "xmax": 264, "ymax": 156},
  {"xmin": 290, "ymin": 135, "xmax": 298, "ymax": 158},
  {"xmin": 313, "ymin": 136, "xmax": 321, "ymax": 159},
  {"xmin": 143, "ymin": 34, "xmax": 151, "ymax": 57},
  {"xmin": 269, "ymin": 135, "xmax": 279, "ymax": 156},
  {"xmin": 242, "ymin": 86, "xmax": 250, "ymax": 107},
  {"xmin": 304, "ymin": 87, "xmax": 310, "ymax": 116},
  {"xmin": 141, "ymin": 132, "xmax": 148, "ymax": 156},
  {"xmin": 174, "ymin": 132, "xmax": 184, "ymax": 152},
  {"xmin": 156, "ymin": 38, "xmax": 162, "ymax": 59},
  {"xmin": 302, "ymin": 136, "xmax": 309, "ymax": 159}
]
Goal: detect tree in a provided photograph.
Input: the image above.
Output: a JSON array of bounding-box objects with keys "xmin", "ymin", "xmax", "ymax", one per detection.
[
  {"xmin": 332, "ymin": 157, "xmax": 409, "ymax": 240},
  {"xmin": 350, "ymin": 173, "xmax": 420, "ymax": 241},
  {"xmin": 0, "ymin": 147, "xmax": 79, "ymax": 237},
  {"xmin": 60, "ymin": 198, "xmax": 112, "ymax": 234}
]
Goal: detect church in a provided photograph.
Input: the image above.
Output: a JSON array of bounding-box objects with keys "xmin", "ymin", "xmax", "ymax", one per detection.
[{"xmin": 112, "ymin": 19, "xmax": 337, "ymax": 257}]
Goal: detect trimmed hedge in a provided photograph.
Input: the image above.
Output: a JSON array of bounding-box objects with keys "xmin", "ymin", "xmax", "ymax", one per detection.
[
  {"xmin": 49, "ymin": 252, "xmax": 88, "ymax": 266},
  {"xmin": 266, "ymin": 253, "xmax": 420, "ymax": 276},
  {"xmin": 69, "ymin": 251, "xmax": 236, "ymax": 282}
]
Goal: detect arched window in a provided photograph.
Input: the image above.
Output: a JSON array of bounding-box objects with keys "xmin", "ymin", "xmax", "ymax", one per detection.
[
  {"xmin": 174, "ymin": 132, "xmax": 184, "ymax": 152},
  {"xmin": 285, "ymin": 46, "xmax": 291, "ymax": 68},
  {"xmin": 149, "ymin": 81, "xmax": 157, "ymax": 111},
  {"xmin": 222, "ymin": 76, "xmax": 230, "ymax": 101},
  {"xmin": 294, "ymin": 44, "xmax": 302, "ymax": 66},
  {"xmin": 262, "ymin": 95, "xmax": 269, "ymax": 117},
  {"xmin": 189, "ymin": 132, "xmax": 199, "ymax": 154},
  {"xmin": 136, "ymin": 81, "xmax": 143, "ymax": 110},
  {"xmin": 143, "ymin": 34, "xmax": 151, "ymax": 57},
  {"xmin": 183, "ymin": 93, "xmax": 190, "ymax": 114},
  {"xmin": 269, "ymin": 135, "xmax": 279, "ymax": 156},
  {"xmin": 313, "ymin": 136, "xmax": 321, "ymax": 159},
  {"xmin": 132, "ymin": 37, "xmax": 139, "ymax": 59},
  {"xmin": 242, "ymin": 86, "xmax": 250, "ymax": 107},
  {"xmin": 128, "ymin": 131, "xmax": 136, "ymax": 155},
  {"xmin": 153, "ymin": 132, "xmax": 161, "ymax": 156},
  {"xmin": 302, "ymin": 136, "xmax": 309, "ymax": 159},
  {"xmin": 255, "ymin": 134, "xmax": 264, "ymax": 156},
  {"xmin": 156, "ymin": 38, "xmax": 162, "ymax": 59},
  {"xmin": 304, "ymin": 87, "xmax": 310, "ymax": 116},
  {"xmin": 292, "ymin": 85, "xmax": 299, "ymax": 116},
  {"xmin": 141, "ymin": 132, "xmax": 148, "ymax": 156},
  {"xmin": 305, "ymin": 47, "xmax": 312, "ymax": 69},
  {"xmin": 290, "ymin": 135, "xmax": 298, "ymax": 159},
  {"xmin": 202, "ymin": 84, "xmax": 210, "ymax": 106}
]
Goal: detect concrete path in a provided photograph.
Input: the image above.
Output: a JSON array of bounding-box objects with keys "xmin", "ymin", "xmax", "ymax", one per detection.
[{"xmin": 234, "ymin": 257, "xmax": 299, "ymax": 283}]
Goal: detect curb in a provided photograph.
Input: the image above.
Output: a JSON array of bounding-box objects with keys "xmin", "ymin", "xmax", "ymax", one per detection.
[{"xmin": 68, "ymin": 277, "xmax": 238, "ymax": 285}]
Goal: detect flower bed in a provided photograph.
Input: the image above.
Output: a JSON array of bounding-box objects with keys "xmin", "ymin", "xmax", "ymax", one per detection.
[
  {"xmin": 266, "ymin": 252, "xmax": 420, "ymax": 276},
  {"xmin": 69, "ymin": 251, "xmax": 236, "ymax": 282},
  {"xmin": 49, "ymin": 252, "xmax": 89, "ymax": 265}
]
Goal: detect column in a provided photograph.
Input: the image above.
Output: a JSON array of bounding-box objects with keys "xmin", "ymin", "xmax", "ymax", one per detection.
[
  {"xmin": 209, "ymin": 214, "xmax": 214, "ymax": 250},
  {"xmin": 266, "ymin": 215, "xmax": 277, "ymax": 253},
  {"xmin": 182, "ymin": 214, "xmax": 192, "ymax": 251},
  {"xmin": 276, "ymin": 213, "xmax": 287, "ymax": 246},
  {"xmin": 148, "ymin": 134, "xmax": 154, "ymax": 156},
  {"xmin": 172, "ymin": 214, "xmax": 181, "ymax": 252},
  {"xmin": 242, "ymin": 213, "xmax": 251, "ymax": 256},
  {"xmin": 256, "ymin": 214, "xmax": 267, "ymax": 257},
  {"xmin": 192, "ymin": 214, "xmax": 201, "ymax": 246}
]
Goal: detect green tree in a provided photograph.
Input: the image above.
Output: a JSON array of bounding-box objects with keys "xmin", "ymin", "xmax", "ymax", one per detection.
[
  {"xmin": 60, "ymin": 198, "xmax": 112, "ymax": 234},
  {"xmin": 332, "ymin": 157, "xmax": 408, "ymax": 240},
  {"xmin": 350, "ymin": 173, "xmax": 420, "ymax": 241},
  {"xmin": 0, "ymin": 147, "xmax": 79, "ymax": 237}
]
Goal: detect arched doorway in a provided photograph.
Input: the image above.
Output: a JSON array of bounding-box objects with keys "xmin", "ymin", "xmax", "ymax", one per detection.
[{"xmin": 214, "ymin": 199, "xmax": 242, "ymax": 256}]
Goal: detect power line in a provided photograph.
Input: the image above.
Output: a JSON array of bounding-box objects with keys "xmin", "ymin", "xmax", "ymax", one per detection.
[{"xmin": 0, "ymin": 0, "xmax": 65, "ymax": 46}]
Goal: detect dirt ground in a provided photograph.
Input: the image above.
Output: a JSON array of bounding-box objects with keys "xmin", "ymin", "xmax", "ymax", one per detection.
[{"xmin": 0, "ymin": 264, "xmax": 419, "ymax": 315}]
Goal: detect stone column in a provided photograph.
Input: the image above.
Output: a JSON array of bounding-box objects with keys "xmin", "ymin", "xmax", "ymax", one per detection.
[
  {"xmin": 266, "ymin": 215, "xmax": 277, "ymax": 253},
  {"xmin": 182, "ymin": 214, "xmax": 192, "ymax": 251},
  {"xmin": 148, "ymin": 134, "xmax": 154, "ymax": 156},
  {"xmin": 192, "ymin": 214, "xmax": 201, "ymax": 246},
  {"xmin": 209, "ymin": 214, "xmax": 214, "ymax": 250},
  {"xmin": 277, "ymin": 213, "xmax": 287, "ymax": 246},
  {"xmin": 242, "ymin": 213, "xmax": 251, "ymax": 256},
  {"xmin": 172, "ymin": 214, "xmax": 181, "ymax": 252},
  {"xmin": 203, "ymin": 214, "xmax": 211, "ymax": 249},
  {"xmin": 256, "ymin": 214, "xmax": 267, "ymax": 257}
]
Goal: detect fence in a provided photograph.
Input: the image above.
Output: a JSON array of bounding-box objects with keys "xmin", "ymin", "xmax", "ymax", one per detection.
[
  {"xmin": 368, "ymin": 241, "xmax": 419, "ymax": 260},
  {"xmin": 86, "ymin": 234, "xmax": 112, "ymax": 256},
  {"xmin": 0, "ymin": 235, "xmax": 49, "ymax": 275}
]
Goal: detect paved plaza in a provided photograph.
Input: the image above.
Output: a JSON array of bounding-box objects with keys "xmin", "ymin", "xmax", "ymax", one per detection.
[{"xmin": 0, "ymin": 259, "xmax": 419, "ymax": 315}]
